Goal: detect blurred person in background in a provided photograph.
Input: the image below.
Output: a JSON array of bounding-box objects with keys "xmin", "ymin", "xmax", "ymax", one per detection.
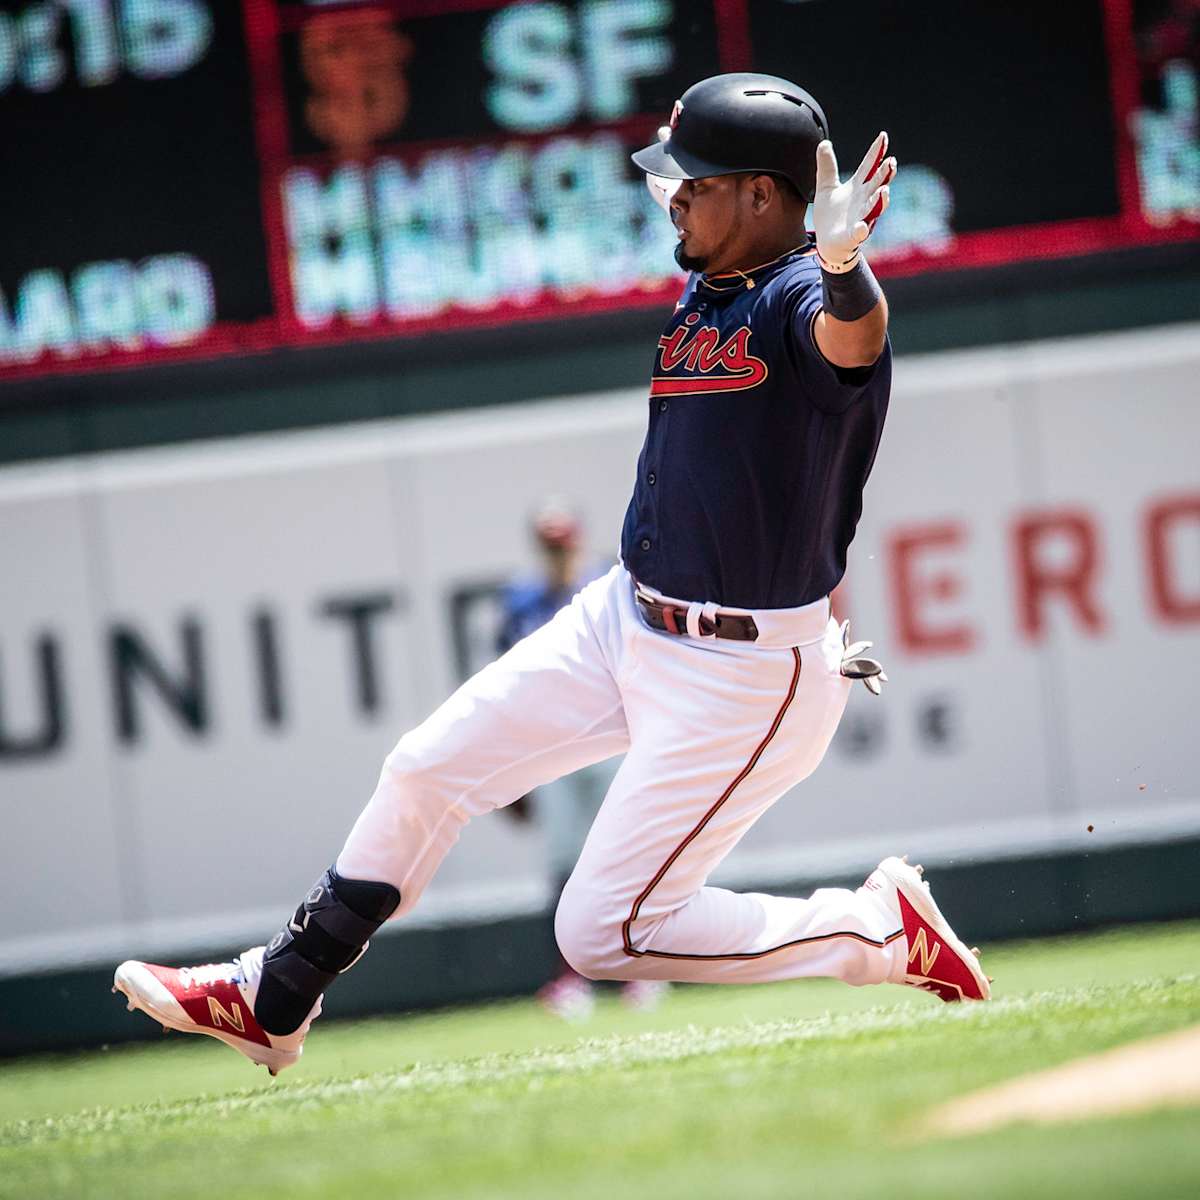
[{"xmin": 497, "ymin": 500, "xmax": 668, "ymax": 1020}]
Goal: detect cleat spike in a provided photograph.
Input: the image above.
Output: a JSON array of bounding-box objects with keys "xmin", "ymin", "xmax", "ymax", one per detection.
[
  {"xmin": 127, "ymin": 1002, "xmax": 135, "ymax": 1012},
  {"xmin": 987, "ymin": 976, "xmax": 994, "ymax": 984},
  {"xmin": 900, "ymin": 854, "xmax": 909, "ymax": 863},
  {"xmin": 970, "ymin": 946, "xmax": 981, "ymax": 958},
  {"xmin": 914, "ymin": 864, "xmax": 924, "ymax": 875},
  {"xmin": 268, "ymin": 1067, "xmax": 278, "ymax": 1077}
]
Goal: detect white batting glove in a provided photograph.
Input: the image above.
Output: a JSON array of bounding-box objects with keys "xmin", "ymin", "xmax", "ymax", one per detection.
[
  {"xmin": 813, "ymin": 131, "xmax": 897, "ymax": 273},
  {"xmin": 838, "ymin": 619, "xmax": 888, "ymax": 696}
]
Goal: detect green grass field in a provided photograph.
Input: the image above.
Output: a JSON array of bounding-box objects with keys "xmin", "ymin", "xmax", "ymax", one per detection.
[{"xmin": 2, "ymin": 922, "xmax": 1198, "ymax": 1200}]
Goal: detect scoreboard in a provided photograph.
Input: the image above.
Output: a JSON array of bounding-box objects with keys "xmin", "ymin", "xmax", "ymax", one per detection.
[{"xmin": 0, "ymin": 0, "xmax": 1197, "ymax": 379}]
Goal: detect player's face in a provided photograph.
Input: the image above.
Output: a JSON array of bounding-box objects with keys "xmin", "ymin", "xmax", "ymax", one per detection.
[{"xmin": 669, "ymin": 175, "xmax": 751, "ymax": 273}]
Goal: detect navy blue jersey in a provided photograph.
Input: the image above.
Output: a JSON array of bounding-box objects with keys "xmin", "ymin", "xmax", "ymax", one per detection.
[{"xmin": 620, "ymin": 241, "xmax": 891, "ymax": 610}]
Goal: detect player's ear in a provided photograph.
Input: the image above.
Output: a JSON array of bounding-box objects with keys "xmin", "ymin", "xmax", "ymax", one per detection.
[{"xmin": 748, "ymin": 174, "xmax": 775, "ymax": 215}]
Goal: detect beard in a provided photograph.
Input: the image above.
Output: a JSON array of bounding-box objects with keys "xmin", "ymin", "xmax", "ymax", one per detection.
[
  {"xmin": 673, "ymin": 240, "xmax": 707, "ymax": 272},
  {"xmin": 673, "ymin": 205, "xmax": 741, "ymax": 273}
]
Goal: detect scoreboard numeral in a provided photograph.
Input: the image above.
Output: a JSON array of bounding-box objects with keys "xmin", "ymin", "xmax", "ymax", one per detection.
[{"xmin": 0, "ymin": 0, "xmax": 212, "ymax": 94}]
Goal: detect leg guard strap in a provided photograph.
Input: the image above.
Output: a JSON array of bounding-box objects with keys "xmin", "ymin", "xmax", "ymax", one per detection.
[{"xmin": 255, "ymin": 866, "xmax": 400, "ymax": 1035}]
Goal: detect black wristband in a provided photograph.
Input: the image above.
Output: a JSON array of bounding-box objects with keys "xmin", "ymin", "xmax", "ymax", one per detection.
[{"xmin": 820, "ymin": 257, "xmax": 883, "ymax": 322}]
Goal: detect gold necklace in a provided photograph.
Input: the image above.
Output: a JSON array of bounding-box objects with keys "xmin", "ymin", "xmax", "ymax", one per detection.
[{"xmin": 703, "ymin": 242, "xmax": 811, "ymax": 291}]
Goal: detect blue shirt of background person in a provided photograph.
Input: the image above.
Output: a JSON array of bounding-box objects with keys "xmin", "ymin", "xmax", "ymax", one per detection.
[{"xmin": 496, "ymin": 498, "xmax": 608, "ymax": 654}]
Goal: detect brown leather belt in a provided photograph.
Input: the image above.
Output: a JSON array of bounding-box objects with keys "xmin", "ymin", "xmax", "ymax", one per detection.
[{"xmin": 635, "ymin": 589, "xmax": 759, "ymax": 642}]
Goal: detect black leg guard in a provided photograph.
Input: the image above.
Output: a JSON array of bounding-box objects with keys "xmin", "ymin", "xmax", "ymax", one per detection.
[{"xmin": 255, "ymin": 865, "xmax": 400, "ymax": 1035}]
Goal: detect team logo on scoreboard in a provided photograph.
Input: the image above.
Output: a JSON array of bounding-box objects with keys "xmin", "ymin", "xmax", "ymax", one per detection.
[
  {"xmin": 301, "ymin": 9, "xmax": 413, "ymax": 155},
  {"xmin": 651, "ymin": 314, "xmax": 768, "ymax": 395}
]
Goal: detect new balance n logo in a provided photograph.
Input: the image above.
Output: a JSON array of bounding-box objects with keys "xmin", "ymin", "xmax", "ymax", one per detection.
[
  {"xmin": 208, "ymin": 995, "xmax": 246, "ymax": 1033},
  {"xmin": 908, "ymin": 927, "xmax": 941, "ymax": 976}
]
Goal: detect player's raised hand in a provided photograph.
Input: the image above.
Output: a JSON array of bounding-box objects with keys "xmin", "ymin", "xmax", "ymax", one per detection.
[{"xmin": 813, "ymin": 131, "xmax": 897, "ymax": 273}]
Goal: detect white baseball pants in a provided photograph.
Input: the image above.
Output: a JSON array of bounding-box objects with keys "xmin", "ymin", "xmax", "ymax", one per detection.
[{"xmin": 338, "ymin": 565, "xmax": 905, "ymax": 988}]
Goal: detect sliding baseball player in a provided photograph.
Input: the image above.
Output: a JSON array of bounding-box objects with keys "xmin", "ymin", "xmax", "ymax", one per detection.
[{"xmin": 115, "ymin": 73, "xmax": 989, "ymax": 1075}]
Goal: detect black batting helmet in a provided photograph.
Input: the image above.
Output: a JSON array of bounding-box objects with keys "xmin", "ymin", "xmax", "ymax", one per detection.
[{"xmin": 631, "ymin": 73, "xmax": 829, "ymax": 203}]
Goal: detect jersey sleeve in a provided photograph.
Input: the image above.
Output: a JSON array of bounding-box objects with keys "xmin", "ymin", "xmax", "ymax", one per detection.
[{"xmin": 784, "ymin": 271, "xmax": 890, "ymax": 415}]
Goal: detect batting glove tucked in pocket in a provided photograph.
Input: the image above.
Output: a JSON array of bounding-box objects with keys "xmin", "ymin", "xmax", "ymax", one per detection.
[{"xmin": 838, "ymin": 619, "xmax": 887, "ymax": 696}]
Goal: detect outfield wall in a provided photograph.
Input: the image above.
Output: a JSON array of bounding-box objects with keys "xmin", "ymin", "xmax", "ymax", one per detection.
[{"xmin": 2, "ymin": 323, "xmax": 1199, "ymax": 984}]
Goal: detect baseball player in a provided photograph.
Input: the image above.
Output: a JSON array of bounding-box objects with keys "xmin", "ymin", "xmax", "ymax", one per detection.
[
  {"xmin": 115, "ymin": 74, "xmax": 990, "ymax": 1076},
  {"xmin": 498, "ymin": 499, "xmax": 668, "ymax": 1018}
]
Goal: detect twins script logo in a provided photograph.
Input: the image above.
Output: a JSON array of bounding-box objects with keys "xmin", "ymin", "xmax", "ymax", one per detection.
[{"xmin": 651, "ymin": 314, "xmax": 769, "ymax": 395}]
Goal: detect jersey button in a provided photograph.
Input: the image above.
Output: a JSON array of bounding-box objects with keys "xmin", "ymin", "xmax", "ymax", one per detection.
[
  {"xmin": 658, "ymin": 400, "xmax": 669, "ymax": 412},
  {"xmin": 647, "ymin": 472, "xmax": 656, "ymax": 485},
  {"xmin": 640, "ymin": 538, "xmax": 651, "ymax": 551}
]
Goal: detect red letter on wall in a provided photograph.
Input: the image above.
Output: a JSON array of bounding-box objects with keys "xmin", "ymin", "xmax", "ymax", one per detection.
[
  {"xmin": 887, "ymin": 523, "xmax": 976, "ymax": 654},
  {"xmin": 1145, "ymin": 494, "xmax": 1200, "ymax": 624},
  {"xmin": 1012, "ymin": 510, "xmax": 1105, "ymax": 640}
]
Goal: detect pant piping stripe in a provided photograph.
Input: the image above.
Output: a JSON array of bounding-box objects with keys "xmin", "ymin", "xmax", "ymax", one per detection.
[
  {"xmin": 621, "ymin": 646, "xmax": 804, "ymax": 960},
  {"xmin": 633, "ymin": 927, "xmax": 905, "ymax": 962}
]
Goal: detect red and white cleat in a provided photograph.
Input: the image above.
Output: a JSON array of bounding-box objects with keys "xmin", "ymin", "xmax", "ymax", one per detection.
[
  {"xmin": 112, "ymin": 946, "xmax": 319, "ymax": 1076},
  {"xmin": 863, "ymin": 856, "xmax": 991, "ymax": 1002}
]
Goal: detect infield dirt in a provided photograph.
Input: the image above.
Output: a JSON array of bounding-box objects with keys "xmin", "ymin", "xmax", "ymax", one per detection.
[{"xmin": 929, "ymin": 1022, "xmax": 1200, "ymax": 1135}]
